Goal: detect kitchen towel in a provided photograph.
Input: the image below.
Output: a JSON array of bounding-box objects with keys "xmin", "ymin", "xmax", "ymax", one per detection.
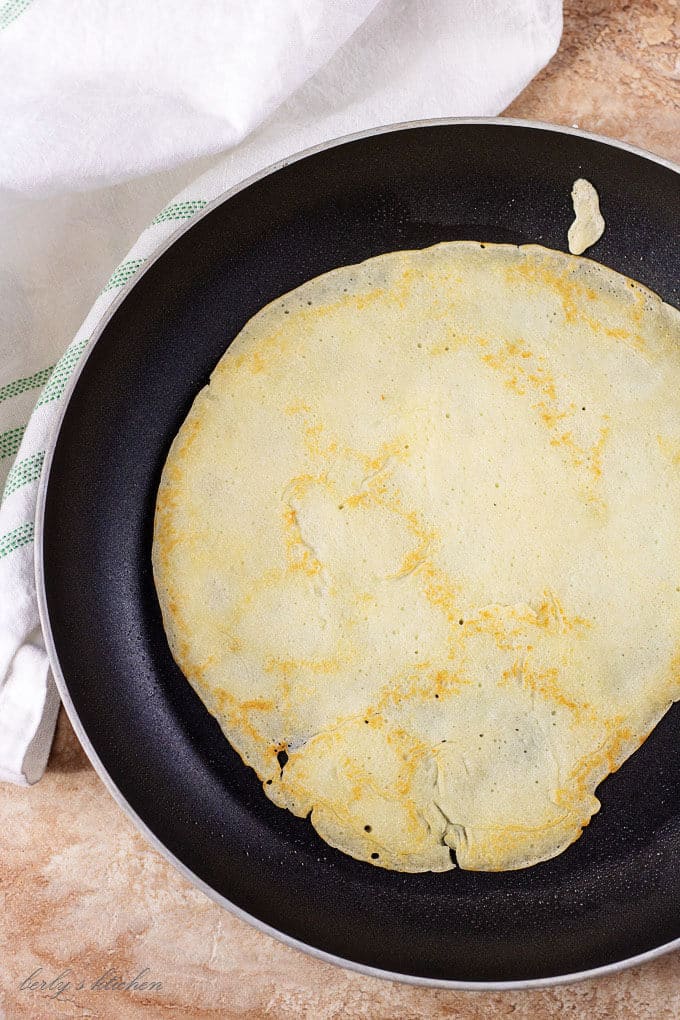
[{"xmin": 0, "ymin": 0, "xmax": 562, "ymax": 784}]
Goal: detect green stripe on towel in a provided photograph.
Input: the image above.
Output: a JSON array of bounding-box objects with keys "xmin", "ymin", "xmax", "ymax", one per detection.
[
  {"xmin": 0, "ymin": 520, "xmax": 34, "ymax": 558},
  {"xmin": 3, "ymin": 450, "xmax": 44, "ymax": 499},
  {"xmin": 0, "ymin": 0, "xmax": 33, "ymax": 32},
  {"xmin": 36, "ymin": 336, "xmax": 89, "ymax": 407},
  {"xmin": 0, "ymin": 365, "xmax": 54, "ymax": 404},
  {"xmin": 152, "ymin": 200, "xmax": 208, "ymax": 224},
  {"xmin": 102, "ymin": 258, "xmax": 145, "ymax": 292},
  {"xmin": 0, "ymin": 425, "xmax": 26, "ymax": 460}
]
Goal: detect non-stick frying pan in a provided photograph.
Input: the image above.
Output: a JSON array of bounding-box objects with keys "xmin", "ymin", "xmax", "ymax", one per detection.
[{"xmin": 36, "ymin": 120, "xmax": 680, "ymax": 988}]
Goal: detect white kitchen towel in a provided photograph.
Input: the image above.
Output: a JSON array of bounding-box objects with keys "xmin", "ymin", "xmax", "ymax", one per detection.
[{"xmin": 0, "ymin": 0, "xmax": 562, "ymax": 784}]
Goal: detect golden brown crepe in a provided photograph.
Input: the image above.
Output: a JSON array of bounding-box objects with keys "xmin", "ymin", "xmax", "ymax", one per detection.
[{"xmin": 153, "ymin": 241, "xmax": 680, "ymax": 872}]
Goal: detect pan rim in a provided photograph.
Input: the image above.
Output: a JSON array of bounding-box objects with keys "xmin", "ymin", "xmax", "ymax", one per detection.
[{"xmin": 35, "ymin": 116, "xmax": 680, "ymax": 990}]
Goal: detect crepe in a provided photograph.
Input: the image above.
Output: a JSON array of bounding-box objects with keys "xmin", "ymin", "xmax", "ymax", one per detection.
[{"xmin": 153, "ymin": 241, "xmax": 680, "ymax": 872}]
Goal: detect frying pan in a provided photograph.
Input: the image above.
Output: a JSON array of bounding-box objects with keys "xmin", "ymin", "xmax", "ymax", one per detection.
[{"xmin": 36, "ymin": 120, "xmax": 680, "ymax": 988}]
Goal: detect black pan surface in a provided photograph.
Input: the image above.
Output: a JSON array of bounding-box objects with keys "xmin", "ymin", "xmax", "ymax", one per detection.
[{"xmin": 38, "ymin": 121, "xmax": 680, "ymax": 986}]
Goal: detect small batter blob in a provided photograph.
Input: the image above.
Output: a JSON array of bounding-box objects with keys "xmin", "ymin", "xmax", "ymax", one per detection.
[{"xmin": 568, "ymin": 178, "xmax": 605, "ymax": 255}]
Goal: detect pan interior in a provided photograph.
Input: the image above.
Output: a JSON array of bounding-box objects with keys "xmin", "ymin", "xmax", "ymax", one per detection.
[{"xmin": 42, "ymin": 123, "xmax": 680, "ymax": 984}]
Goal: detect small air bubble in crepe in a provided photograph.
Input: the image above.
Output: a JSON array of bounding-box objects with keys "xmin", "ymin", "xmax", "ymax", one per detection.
[
  {"xmin": 277, "ymin": 749, "xmax": 289, "ymax": 770},
  {"xmin": 371, "ymin": 853, "xmax": 380, "ymax": 859},
  {"xmin": 364, "ymin": 825, "xmax": 372, "ymax": 832}
]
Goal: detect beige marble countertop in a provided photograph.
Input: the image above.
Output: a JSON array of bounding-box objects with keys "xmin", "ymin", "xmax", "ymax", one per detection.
[{"xmin": 2, "ymin": 2, "xmax": 679, "ymax": 1017}]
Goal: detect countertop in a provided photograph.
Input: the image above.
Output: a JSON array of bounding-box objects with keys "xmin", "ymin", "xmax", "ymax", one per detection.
[{"xmin": 2, "ymin": 1, "xmax": 679, "ymax": 1017}]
